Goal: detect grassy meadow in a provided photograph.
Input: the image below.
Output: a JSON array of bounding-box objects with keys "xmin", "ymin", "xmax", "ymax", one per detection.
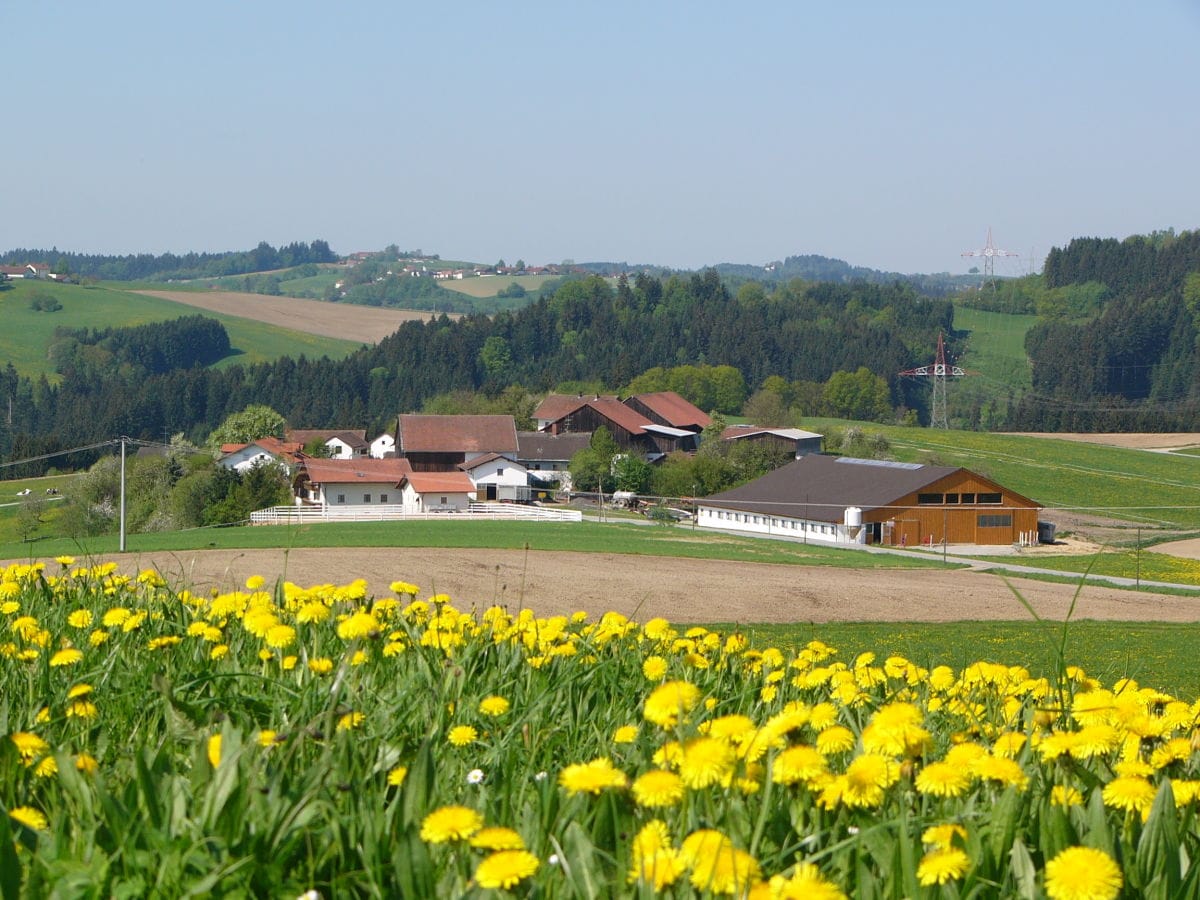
[
  {"xmin": 439, "ymin": 274, "xmax": 557, "ymax": 299},
  {"xmin": 2, "ymin": 559, "xmax": 1197, "ymax": 896},
  {"xmin": 0, "ymin": 280, "xmax": 359, "ymax": 379},
  {"xmin": 952, "ymin": 305, "xmax": 1037, "ymax": 393}
]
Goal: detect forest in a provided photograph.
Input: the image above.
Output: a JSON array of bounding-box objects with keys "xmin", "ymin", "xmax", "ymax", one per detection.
[
  {"xmin": 0, "ymin": 272, "xmax": 950, "ymax": 473},
  {"xmin": 1009, "ymin": 228, "xmax": 1200, "ymax": 430},
  {"xmin": 0, "ymin": 240, "xmax": 336, "ymax": 282}
]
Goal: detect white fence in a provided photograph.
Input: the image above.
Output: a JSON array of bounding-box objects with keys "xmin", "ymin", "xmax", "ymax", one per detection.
[{"xmin": 249, "ymin": 503, "xmax": 582, "ymax": 525}]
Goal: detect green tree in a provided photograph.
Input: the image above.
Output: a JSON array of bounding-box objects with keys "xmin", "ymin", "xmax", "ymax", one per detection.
[
  {"xmin": 479, "ymin": 335, "xmax": 514, "ymax": 383},
  {"xmin": 612, "ymin": 454, "xmax": 653, "ymax": 493},
  {"xmin": 206, "ymin": 405, "xmax": 286, "ymax": 449},
  {"xmin": 17, "ymin": 495, "xmax": 44, "ymax": 542},
  {"xmin": 822, "ymin": 368, "xmax": 892, "ymax": 422},
  {"xmin": 741, "ymin": 389, "xmax": 794, "ymax": 426},
  {"xmin": 568, "ymin": 426, "xmax": 620, "ymax": 494}
]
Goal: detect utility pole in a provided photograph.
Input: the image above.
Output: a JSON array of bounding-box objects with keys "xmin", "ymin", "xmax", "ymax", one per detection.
[
  {"xmin": 119, "ymin": 437, "xmax": 127, "ymax": 552},
  {"xmin": 899, "ymin": 333, "xmax": 967, "ymax": 430},
  {"xmin": 962, "ymin": 226, "xmax": 1018, "ymax": 292}
]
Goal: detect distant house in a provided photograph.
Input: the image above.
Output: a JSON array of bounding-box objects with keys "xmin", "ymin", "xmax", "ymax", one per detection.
[
  {"xmin": 292, "ymin": 458, "xmax": 412, "ymax": 508},
  {"xmin": 398, "ymin": 471, "xmax": 477, "ymax": 513},
  {"xmin": 517, "ymin": 431, "xmax": 593, "ymax": 488},
  {"xmin": 394, "ymin": 414, "xmax": 519, "ymax": 471},
  {"xmin": 369, "ymin": 432, "xmax": 396, "ymax": 458},
  {"xmin": 218, "ymin": 437, "xmax": 305, "ymax": 475},
  {"xmin": 697, "ymin": 454, "xmax": 1040, "ymax": 546},
  {"xmin": 0, "ymin": 263, "xmax": 46, "ymax": 279},
  {"xmin": 721, "ymin": 425, "xmax": 824, "ymax": 458},
  {"xmin": 624, "ymin": 391, "xmax": 711, "ymax": 433},
  {"xmin": 286, "ymin": 429, "xmax": 369, "ymax": 459},
  {"xmin": 458, "ymin": 452, "xmax": 529, "ymax": 502}
]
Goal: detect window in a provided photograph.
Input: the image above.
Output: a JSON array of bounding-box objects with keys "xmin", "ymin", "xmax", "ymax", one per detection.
[
  {"xmin": 336, "ymin": 494, "xmax": 345, "ymax": 504},
  {"xmin": 978, "ymin": 492, "xmax": 1002, "ymax": 504},
  {"xmin": 978, "ymin": 514, "xmax": 1012, "ymax": 528},
  {"xmin": 497, "ymin": 467, "xmax": 504, "ymax": 476},
  {"xmin": 363, "ymin": 494, "xmax": 371, "ymax": 503},
  {"xmin": 380, "ymin": 493, "xmax": 388, "ymax": 504},
  {"xmin": 440, "ymin": 496, "xmax": 448, "ymax": 505},
  {"xmin": 960, "ymin": 493, "xmax": 976, "ymax": 504},
  {"xmin": 917, "ymin": 493, "xmax": 944, "ymax": 505},
  {"xmin": 944, "ymin": 493, "xmax": 959, "ymax": 504}
]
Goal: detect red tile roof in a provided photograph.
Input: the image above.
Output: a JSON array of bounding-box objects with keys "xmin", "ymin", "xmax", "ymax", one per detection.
[
  {"xmin": 627, "ymin": 391, "xmax": 711, "ymax": 430},
  {"xmin": 298, "ymin": 457, "xmax": 412, "ymax": 484},
  {"xmin": 534, "ymin": 394, "xmax": 617, "ymax": 422},
  {"xmin": 401, "ymin": 471, "xmax": 477, "ymax": 493},
  {"xmin": 579, "ymin": 398, "xmax": 653, "ymax": 435},
  {"xmin": 221, "ymin": 437, "xmax": 304, "ymax": 462},
  {"xmin": 396, "ymin": 415, "xmax": 518, "ymax": 454}
]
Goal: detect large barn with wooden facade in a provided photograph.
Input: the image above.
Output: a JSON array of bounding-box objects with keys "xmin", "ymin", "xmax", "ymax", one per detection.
[{"xmin": 697, "ymin": 455, "xmax": 1040, "ymax": 547}]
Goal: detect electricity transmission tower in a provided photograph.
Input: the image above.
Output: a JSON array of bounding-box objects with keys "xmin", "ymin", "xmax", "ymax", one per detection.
[
  {"xmin": 962, "ymin": 227, "xmax": 1018, "ymax": 290},
  {"xmin": 900, "ymin": 333, "xmax": 966, "ymax": 429}
]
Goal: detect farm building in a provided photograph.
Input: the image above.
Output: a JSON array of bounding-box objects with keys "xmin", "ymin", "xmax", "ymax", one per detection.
[
  {"xmin": 721, "ymin": 425, "xmax": 823, "ymax": 458},
  {"xmin": 533, "ymin": 394, "xmax": 617, "ymax": 430},
  {"xmin": 394, "ymin": 414, "xmax": 519, "ymax": 472},
  {"xmin": 517, "ymin": 431, "xmax": 592, "ymax": 488},
  {"xmin": 458, "ymin": 452, "xmax": 530, "ymax": 502},
  {"xmin": 398, "ymin": 471, "xmax": 477, "ymax": 513},
  {"xmin": 292, "ymin": 458, "xmax": 413, "ymax": 508},
  {"xmin": 623, "ymin": 391, "xmax": 712, "ymax": 433},
  {"xmin": 697, "ymin": 454, "xmax": 1040, "ymax": 546},
  {"xmin": 542, "ymin": 398, "xmax": 700, "ymax": 458},
  {"xmin": 217, "ymin": 437, "xmax": 304, "ymax": 475},
  {"xmin": 286, "ymin": 429, "xmax": 369, "ymax": 459}
]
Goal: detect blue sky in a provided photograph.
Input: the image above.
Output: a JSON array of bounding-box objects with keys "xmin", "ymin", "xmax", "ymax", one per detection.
[{"xmin": 4, "ymin": 2, "xmax": 1197, "ymax": 274}]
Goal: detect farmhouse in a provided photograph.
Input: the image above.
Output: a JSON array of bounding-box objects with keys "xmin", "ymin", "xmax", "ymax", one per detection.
[
  {"xmin": 517, "ymin": 431, "xmax": 592, "ymax": 487},
  {"xmin": 218, "ymin": 437, "xmax": 304, "ymax": 475},
  {"xmin": 398, "ymin": 471, "xmax": 477, "ymax": 513},
  {"xmin": 458, "ymin": 452, "xmax": 530, "ymax": 502},
  {"xmin": 286, "ymin": 429, "xmax": 369, "ymax": 459},
  {"xmin": 292, "ymin": 458, "xmax": 412, "ymax": 508},
  {"xmin": 721, "ymin": 425, "xmax": 824, "ymax": 458},
  {"xmin": 697, "ymin": 454, "xmax": 1040, "ymax": 546},
  {"xmin": 542, "ymin": 398, "xmax": 700, "ymax": 458},
  {"xmin": 394, "ymin": 414, "xmax": 519, "ymax": 471}
]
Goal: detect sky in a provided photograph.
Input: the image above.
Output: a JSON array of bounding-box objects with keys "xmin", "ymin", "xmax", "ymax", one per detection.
[{"xmin": 4, "ymin": 2, "xmax": 1198, "ymax": 275}]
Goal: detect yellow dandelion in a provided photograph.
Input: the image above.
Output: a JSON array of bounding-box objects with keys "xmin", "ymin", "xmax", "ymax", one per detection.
[
  {"xmin": 679, "ymin": 736, "xmax": 735, "ymax": 789},
  {"xmin": 308, "ymin": 657, "xmax": 334, "ymax": 675},
  {"xmin": 643, "ymin": 655, "xmax": 669, "ymax": 680},
  {"xmin": 10, "ymin": 731, "xmax": 48, "ymax": 762},
  {"xmin": 207, "ymin": 734, "xmax": 222, "ymax": 768},
  {"xmin": 915, "ymin": 761, "xmax": 972, "ymax": 798},
  {"xmin": 1044, "ymin": 846, "xmax": 1122, "ymax": 900},
  {"xmin": 772, "ymin": 744, "xmax": 828, "ymax": 787},
  {"xmin": 447, "ymin": 725, "xmax": 477, "ymax": 747},
  {"xmin": 474, "ymin": 849, "xmax": 540, "ymax": 890},
  {"xmin": 49, "ymin": 647, "xmax": 83, "ymax": 667},
  {"xmin": 917, "ymin": 848, "xmax": 970, "ymax": 886},
  {"xmin": 469, "ymin": 826, "xmax": 525, "ymax": 851},
  {"xmin": 643, "ymin": 680, "xmax": 701, "ymax": 728},
  {"xmin": 680, "ymin": 830, "xmax": 761, "ymax": 895},
  {"xmin": 613, "ymin": 724, "xmax": 638, "ymax": 744},
  {"xmin": 75, "ymin": 753, "xmax": 99, "ymax": 774},
  {"xmin": 478, "ymin": 695, "xmax": 510, "ymax": 717},
  {"xmin": 337, "ymin": 712, "xmax": 366, "ymax": 732},
  {"xmin": 34, "ymin": 755, "xmax": 58, "ymax": 778},
  {"xmin": 922, "ymin": 823, "xmax": 967, "ymax": 850},
  {"xmin": 816, "ymin": 725, "xmax": 856, "ymax": 755},
  {"xmin": 66, "ymin": 609, "xmax": 93, "ymax": 629},
  {"xmin": 1052, "ymin": 785, "xmax": 1084, "ymax": 807},
  {"xmin": 632, "ymin": 769, "xmax": 686, "ymax": 808},
  {"xmin": 8, "ymin": 806, "xmax": 48, "ymax": 832},
  {"xmin": 419, "ymin": 805, "xmax": 483, "ymax": 843},
  {"xmin": 387, "ymin": 765, "xmax": 408, "ymax": 786},
  {"xmin": 1102, "ymin": 776, "xmax": 1156, "ymax": 817},
  {"xmin": 558, "ymin": 757, "xmax": 628, "ymax": 795}
]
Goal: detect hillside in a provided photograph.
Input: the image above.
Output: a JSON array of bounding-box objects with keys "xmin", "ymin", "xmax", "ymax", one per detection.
[{"xmin": 0, "ymin": 279, "xmax": 359, "ymax": 380}]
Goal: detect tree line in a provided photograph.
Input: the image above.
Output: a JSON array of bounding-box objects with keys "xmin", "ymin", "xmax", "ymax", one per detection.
[
  {"xmin": 0, "ymin": 272, "xmax": 951, "ymax": 474},
  {"xmin": 0, "ymin": 240, "xmax": 336, "ymax": 282}
]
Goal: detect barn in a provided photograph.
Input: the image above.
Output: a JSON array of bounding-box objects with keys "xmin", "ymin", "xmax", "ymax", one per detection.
[{"xmin": 696, "ymin": 454, "xmax": 1041, "ymax": 546}]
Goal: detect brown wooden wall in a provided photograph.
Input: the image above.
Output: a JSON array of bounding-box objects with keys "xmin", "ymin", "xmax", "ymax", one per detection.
[{"xmin": 863, "ymin": 470, "xmax": 1039, "ymax": 546}]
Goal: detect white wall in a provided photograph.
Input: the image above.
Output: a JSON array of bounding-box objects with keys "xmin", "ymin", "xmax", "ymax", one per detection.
[
  {"xmin": 696, "ymin": 506, "xmax": 863, "ymax": 544},
  {"xmin": 369, "ymin": 435, "xmax": 395, "ymax": 459},
  {"xmin": 467, "ymin": 458, "xmax": 528, "ymax": 488},
  {"xmin": 318, "ymin": 482, "xmax": 401, "ymax": 507},
  {"xmin": 400, "ymin": 483, "xmax": 474, "ymax": 514}
]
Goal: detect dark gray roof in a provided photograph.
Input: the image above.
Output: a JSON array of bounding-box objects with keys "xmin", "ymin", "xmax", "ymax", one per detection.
[
  {"xmin": 701, "ymin": 454, "xmax": 961, "ymax": 522},
  {"xmin": 516, "ymin": 430, "xmax": 593, "ymax": 462}
]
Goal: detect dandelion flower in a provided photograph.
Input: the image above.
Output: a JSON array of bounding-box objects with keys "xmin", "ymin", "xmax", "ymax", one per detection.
[
  {"xmin": 11, "ymin": 731, "xmax": 48, "ymax": 762},
  {"xmin": 469, "ymin": 826, "xmax": 525, "ymax": 850},
  {"xmin": 643, "ymin": 680, "xmax": 701, "ymax": 728},
  {"xmin": 8, "ymin": 806, "xmax": 48, "ymax": 832},
  {"xmin": 388, "ymin": 765, "xmax": 408, "ymax": 786},
  {"xmin": 478, "ymin": 695, "xmax": 510, "ymax": 717},
  {"xmin": 473, "ymin": 849, "xmax": 540, "ymax": 890},
  {"xmin": 207, "ymin": 734, "xmax": 222, "ymax": 768},
  {"xmin": 629, "ymin": 820, "xmax": 685, "ymax": 889},
  {"xmin": 815, "ymin": 725, "xmax": 856, "ymax": 755},
  {"xmin": 447, "ymin": 725, "xmax": 478, "ymax": 747},
  {"xmin": 419, "ymin": 805, "xmax": 483, "ymax": 843},
  {"xmin": 642, "ymin": 655, "xmax": 669, "ymax": 680},
  {"xmin": 679, "ymin": 736, "xmax": 735, "ymax": 789},
  {"xmin": 558, "ymin": 757, "xmax": 628, "ymax": 795},
  {"xmin": 632, "ymin": 769, "xmax": 686, "ymax": 808},
  {"xmin": 917, "ymin": 848, "xmax": 970, "ymax": 886},
  {"xmin": 308, "ymin": 657, "xmax": 334, "ymax": 675},
  {"xmin": 921, "ymin": 824, "xmax": 967, "ymax": 851},
  {"xmin": 75, "ymin": 753, "xmax": 99, "ymax": 774},
  {"xmin": 1052, "ymin": 785, "xmax": 1084, "ymax": 807},
  {"xmin": 1102, "ymin": 776, "xmax": 1156, "ymax": 817},
  {"xmin": 50, "ymin": 648, "xmax": 83, "ymax": 667},
  {"xmin": 67, "ymin": 609, "xmax": 92, "ymax": 629},
  {"xmin": 613, "ymin": 724, "xmax": 638, "ymax": 744},
  {"xmin": 336, "ymin": 712, "xmax": 365, "ymax": 732},
  {"xmin": 680, "ymin": 830, "xmax": 761, "ymax": 895},
  {"xmin": 915, "ymin": 761, "xmax": 972, "ymax": 798},
  {"xmin": 1044, "ymin": 846, "xmax": 1122, "ymax": 900},
  {"xmin": 765, "ymin": 863, "xmax": 847, "ymax": 900}
]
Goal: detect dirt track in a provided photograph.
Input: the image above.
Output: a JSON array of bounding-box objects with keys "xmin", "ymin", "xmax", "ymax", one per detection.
[
  {"xmin": 34, "ymin": 547, "xmax": 1200, "ymax": 624},
  {"xmin": 1006, "ymin": 432, "xmax": 1200, "ymax": 450},
  {"xmin": 133, "ymin": 290, "xmax": 446, "ymax": 344}
]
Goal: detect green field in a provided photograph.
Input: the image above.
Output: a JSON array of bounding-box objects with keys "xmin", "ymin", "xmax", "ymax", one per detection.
[
  {"xmin": 0, "ymin": 280, "xmax": 360, "ymax": 379},
  {"xmin": 438, "ymin": 274, "xmax": 556, "ymax": 299},
  {"xmin": 809, "ymin": 417, "xmax": 1200, "ymax": 532},
  {"xmin": 952, "ymin": 305, "xmax": 1037, "ymax": 392},
  {"xmin": 0, "ymin": 519, "xmax": 952, "ymax": 569}
]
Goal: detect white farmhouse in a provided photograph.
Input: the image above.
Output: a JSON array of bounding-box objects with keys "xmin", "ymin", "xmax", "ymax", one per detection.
[
  {"xmin": 458, "ymin": 452, "xmax": 529, "ymax": 502},
  {"xmin": 398, "ymin": 471, "xmax": 477, "ymax": 513}
]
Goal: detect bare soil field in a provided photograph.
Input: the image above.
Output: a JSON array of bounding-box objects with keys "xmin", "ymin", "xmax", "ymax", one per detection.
[
  {"xmin": 1005, "ymin": 432, "xmax": 1200, "ymax": 451},
  {"xmin": 134, "ymin": 290, "xmax": 452, "ymax": 344},
  {"xmin": 49, "ymin": 547, "xmax": 1200, "ymax": 624}
]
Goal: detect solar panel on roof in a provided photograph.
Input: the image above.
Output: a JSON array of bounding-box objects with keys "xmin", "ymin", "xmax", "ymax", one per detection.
[{"xmin": 834, "ymin": 457, "xmax": 924, "ymax": 470}]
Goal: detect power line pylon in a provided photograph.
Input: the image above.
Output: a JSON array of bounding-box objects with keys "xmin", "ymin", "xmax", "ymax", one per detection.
[
  {"xmin": 962, "ymin": 226, "xmax": 1018, "ymax": 290},
  {"xmin": 899, "ymin": 333, "xmax": 967, "ymax": 429}
]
